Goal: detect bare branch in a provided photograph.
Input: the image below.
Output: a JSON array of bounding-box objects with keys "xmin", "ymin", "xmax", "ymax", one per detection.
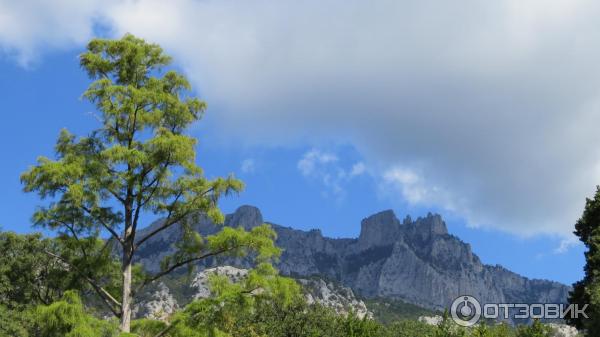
[
  {"xmin": 106, "ymin": 187, "xmax": 127, "ymax": 205},
  {"xmin": 135, "ymin": 187, "xmax": 215, "ymax": 248},
  {"xmin": 80, "ymin": 205, "xmax": 123, "ymax": 245},
  {"xmin": 137, "ymin": 157, "xmax": 171, "ymax": 208},
  {"xmin": 62, "ymin": 221, "xmax": 89, "ymax": 260}
]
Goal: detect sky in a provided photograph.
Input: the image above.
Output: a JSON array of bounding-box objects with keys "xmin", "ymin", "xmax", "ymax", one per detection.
[{"xmin": 0, "ymin": 0, "xmax": 596, "ymax": 285}]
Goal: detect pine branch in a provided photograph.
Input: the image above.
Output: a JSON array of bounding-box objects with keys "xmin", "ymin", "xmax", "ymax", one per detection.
[
  {"xmin": 135, "ymin": 187, "xmax": 215, "ymax": 248},
  {"xmin": 150, "ymin": 282, "xmax": 260, "ymax": 337},
  {"xmin": 134, "ymin": 245, "xmax": 241, "ymax": 294},
  {"xmin": 80, "ymin": 205, "xmax": 123, "ymax": 245},
  {"xmin": 42, "ymin": 250, "xmax": 122, "ymax": 318}
]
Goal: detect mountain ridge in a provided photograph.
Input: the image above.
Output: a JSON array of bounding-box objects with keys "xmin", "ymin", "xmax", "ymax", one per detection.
[{"xmin": 135, "ymin": 205, "xmax": 569, "ymax": 311}]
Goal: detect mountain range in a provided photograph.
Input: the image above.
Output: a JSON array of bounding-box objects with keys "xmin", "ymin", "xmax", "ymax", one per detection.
[{"xmin": 135, "ymin": 205, "xmax": 570, "ymax": 313}]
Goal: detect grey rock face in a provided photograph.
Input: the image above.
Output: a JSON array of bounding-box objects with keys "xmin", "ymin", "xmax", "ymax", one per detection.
[
  {"xmin": 547, "ymin": 323, "xmax": 581, "ymax": 337},
  {"xmin": 189, "ymin": 266, "xmax": 371, "ymax": 318},
  {"xmin": 191, "ymin": 266, "xmax": 251, "ymax": 299},
  {"xmin": 418, "ymin": 315, "xmax": 444, "ymax": 326},
  {"xmin": 358, "ymin": 210, "xmax": 402, "ymax": 250},
  {"xmin": 133, "ymin": 282, "xmax": 179, "ymax": 321},
  {"xmin": 299, "ymin": 278, "xmax": 372, "ymax": 319},
  {"xmin": 135, "ymin": 205, "xmax": 570, "ymax": 312}
]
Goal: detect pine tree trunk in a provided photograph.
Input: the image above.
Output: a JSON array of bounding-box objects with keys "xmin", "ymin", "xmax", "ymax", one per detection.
[{"xmin": 120, "ymin": 243, "xmax": 133, "ymax": 333}]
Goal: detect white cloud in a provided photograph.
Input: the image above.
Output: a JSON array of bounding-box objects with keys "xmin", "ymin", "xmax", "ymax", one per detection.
[
  {"xmin": 380, "ymin": 166, "xmax": 466, "ymax": 214},
  {"xmin": 3, "ymin": 0, "xmax": 600, "ymax": 238},
  {"xmin": 554, "ymin": 236, "xmax": 581, "ymax": 254},
  {"xmin": 240, "ymin": 159, "xmax": 256, "ymax": 174},
  {"xmin": 297, "ymin": 149, "xmax": 366, "ymax": 201},
  {"xmin": 382, "ymin": 167, "xmax": 427, "ymax": 205},
  {"xmin": 297, "ymin": 149, "xmax": 338, "ymax": 177},
  {"xmin": 0, "ymin": 0, "xmax": 114, "ymax": 66}
]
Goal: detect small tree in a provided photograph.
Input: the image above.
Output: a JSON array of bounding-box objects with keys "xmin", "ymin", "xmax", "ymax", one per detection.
[
  {"xmin": 569, "ymin": 186, "xmax": 600, "ymax": 334},
  {"xmin": 22, "ymin": 34, "xmax": 278, "ymax": 333}
]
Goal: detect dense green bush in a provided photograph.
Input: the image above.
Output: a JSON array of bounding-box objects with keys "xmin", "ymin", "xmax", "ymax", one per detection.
[{"xmin": 0, "ymin": 304, "xmax": 31, "ymax": 337}]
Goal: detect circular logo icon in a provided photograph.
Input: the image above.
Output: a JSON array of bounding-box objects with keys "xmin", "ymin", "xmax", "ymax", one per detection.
[{"xmin": 451, "ymin": 295, "xmax": 481, "ymax": 327}]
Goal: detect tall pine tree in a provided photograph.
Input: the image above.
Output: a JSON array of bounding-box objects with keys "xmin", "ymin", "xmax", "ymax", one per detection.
[{"xmin": 21, "ymin": 34, "xmax": 279, "ymax": 333}]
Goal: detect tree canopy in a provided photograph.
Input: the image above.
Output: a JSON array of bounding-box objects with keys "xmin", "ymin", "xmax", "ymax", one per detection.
[
  {"xmin": 21, "ymin": 34, "xmax": 277, "ymax": 333},
  {"xmin": 569, "ymin": 186, "xmax": 600, "ymax": 333}
]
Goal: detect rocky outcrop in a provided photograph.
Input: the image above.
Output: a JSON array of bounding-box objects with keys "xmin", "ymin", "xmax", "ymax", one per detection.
[
  {"xmin": 191, "ymin": 266, "xmax": 251, "ymax": 299},
  {"xmin": 547, "ymin": 323, "xmax": 581, "ymax": 337},
  {"xmin": 189, "ymin": 266, "xmax": 372, "ymax": 318},
  {"xmin": 135, "ymin": 206, "xmax": 570, "ymax": 313},
  {"xmin": 298, "ymin": 278, "xmax": 372, "ymax": 319},
  {"xmin": 418, "ymin": 315, "xmax": 444, "ymax": 326},
  {"xmin": 133, "ymin": 282, "xmax": 179, "ymax": 321},
  {"xmin": 132, "ymin": 266, "xmax": 372, "ymax": 321}
]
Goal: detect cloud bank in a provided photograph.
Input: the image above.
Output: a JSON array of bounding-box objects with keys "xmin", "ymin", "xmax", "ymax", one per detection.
[{"xmin": 3, "ymin": 0, "xmax": 600, "ymax": 238}]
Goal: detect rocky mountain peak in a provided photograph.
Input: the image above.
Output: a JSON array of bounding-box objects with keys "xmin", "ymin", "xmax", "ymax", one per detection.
[
  {"xmin": 416, "ymin": 213, "xmax": 448, "ymax": 236},
  {"xmin": 357, "ymin": 210, "xmax": 449, "ymax": 249},
  {"xmin": 398, "ymin": 213, "xmax": 449, "ymax": 246},
  {"xmin": 358, "ymin": 210, "xmax": 402, "ymax": 248},
  {"xmin": 225, "ymin": 205, "xmax": 264, "ymax": 230}
]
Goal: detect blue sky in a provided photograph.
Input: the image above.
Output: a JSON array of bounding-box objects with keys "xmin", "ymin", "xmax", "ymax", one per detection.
[{"xmin": 2, "ymin": 0, "xmax": 599, "ymax": 286}]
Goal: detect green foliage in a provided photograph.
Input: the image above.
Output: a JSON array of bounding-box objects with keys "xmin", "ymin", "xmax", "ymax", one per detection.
[
  {"xmin": 125, "ymin": 270, "xmax": 559, "ymax": 337},
  {"xmin": 515, "ymin": 319, "xmax": 552, "ymax": 337},
  {"xmin": 569, "ymin": 185, "xmax": 600, "ymax": 333},
  {"xmin": 0, "ymin": 274, "xmax": 564, "ymax": 337},
  {"xmin": 471, "ymin": 323, "xmax": 490, "ymax": 337},
  {"xmin": 130, "ymin": 319, "xmax": 167, "ymax": 337},
  {"xmin": 469, "ymin": 322, "xmax": 518, "ymax": 337},
  {"xmin": 435, "ymin": 311, "xmax": 466, "ymax": 337},
  {"xmin": 141, "ymin": 297, "xmax": 560, "ymax": 337},
  {"xmin": 0, "ymin": 231, "xmax": 87, "ymax": 309},
  {"xmin": 20, "ymin": 33, "xmax": 240, "ymax": 255},
  {"xmin": 0, "ymin": 304, "xmax": 32, "ymax": 337},
  {"xmin": 161, "ymin": 225, "xmax": 280, "ymax": 279},
  {"xmin": 32, "ymin": 291, "xmax": 118, "ymax": 337},
  {"xmin": 490, "ymin": 323, "xmax": 517, "ymax": 337},
  {"xmin": 20, "ymin": 34, "xmax": 274, "ymax": 332},
  {"xmin": 159, "ymin": 263, "xmax": 301, "ymax": 337},
  {"xmin": 365, "ymin": 297, "xmax": 436, "ymax": 324},
  {"xmin": 337, "ymin": 314, "xmax": 382, "ymax": 337},
  {"xmin": 388, "ymin": 320, "xmax": 437, "ymax": 337}
]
